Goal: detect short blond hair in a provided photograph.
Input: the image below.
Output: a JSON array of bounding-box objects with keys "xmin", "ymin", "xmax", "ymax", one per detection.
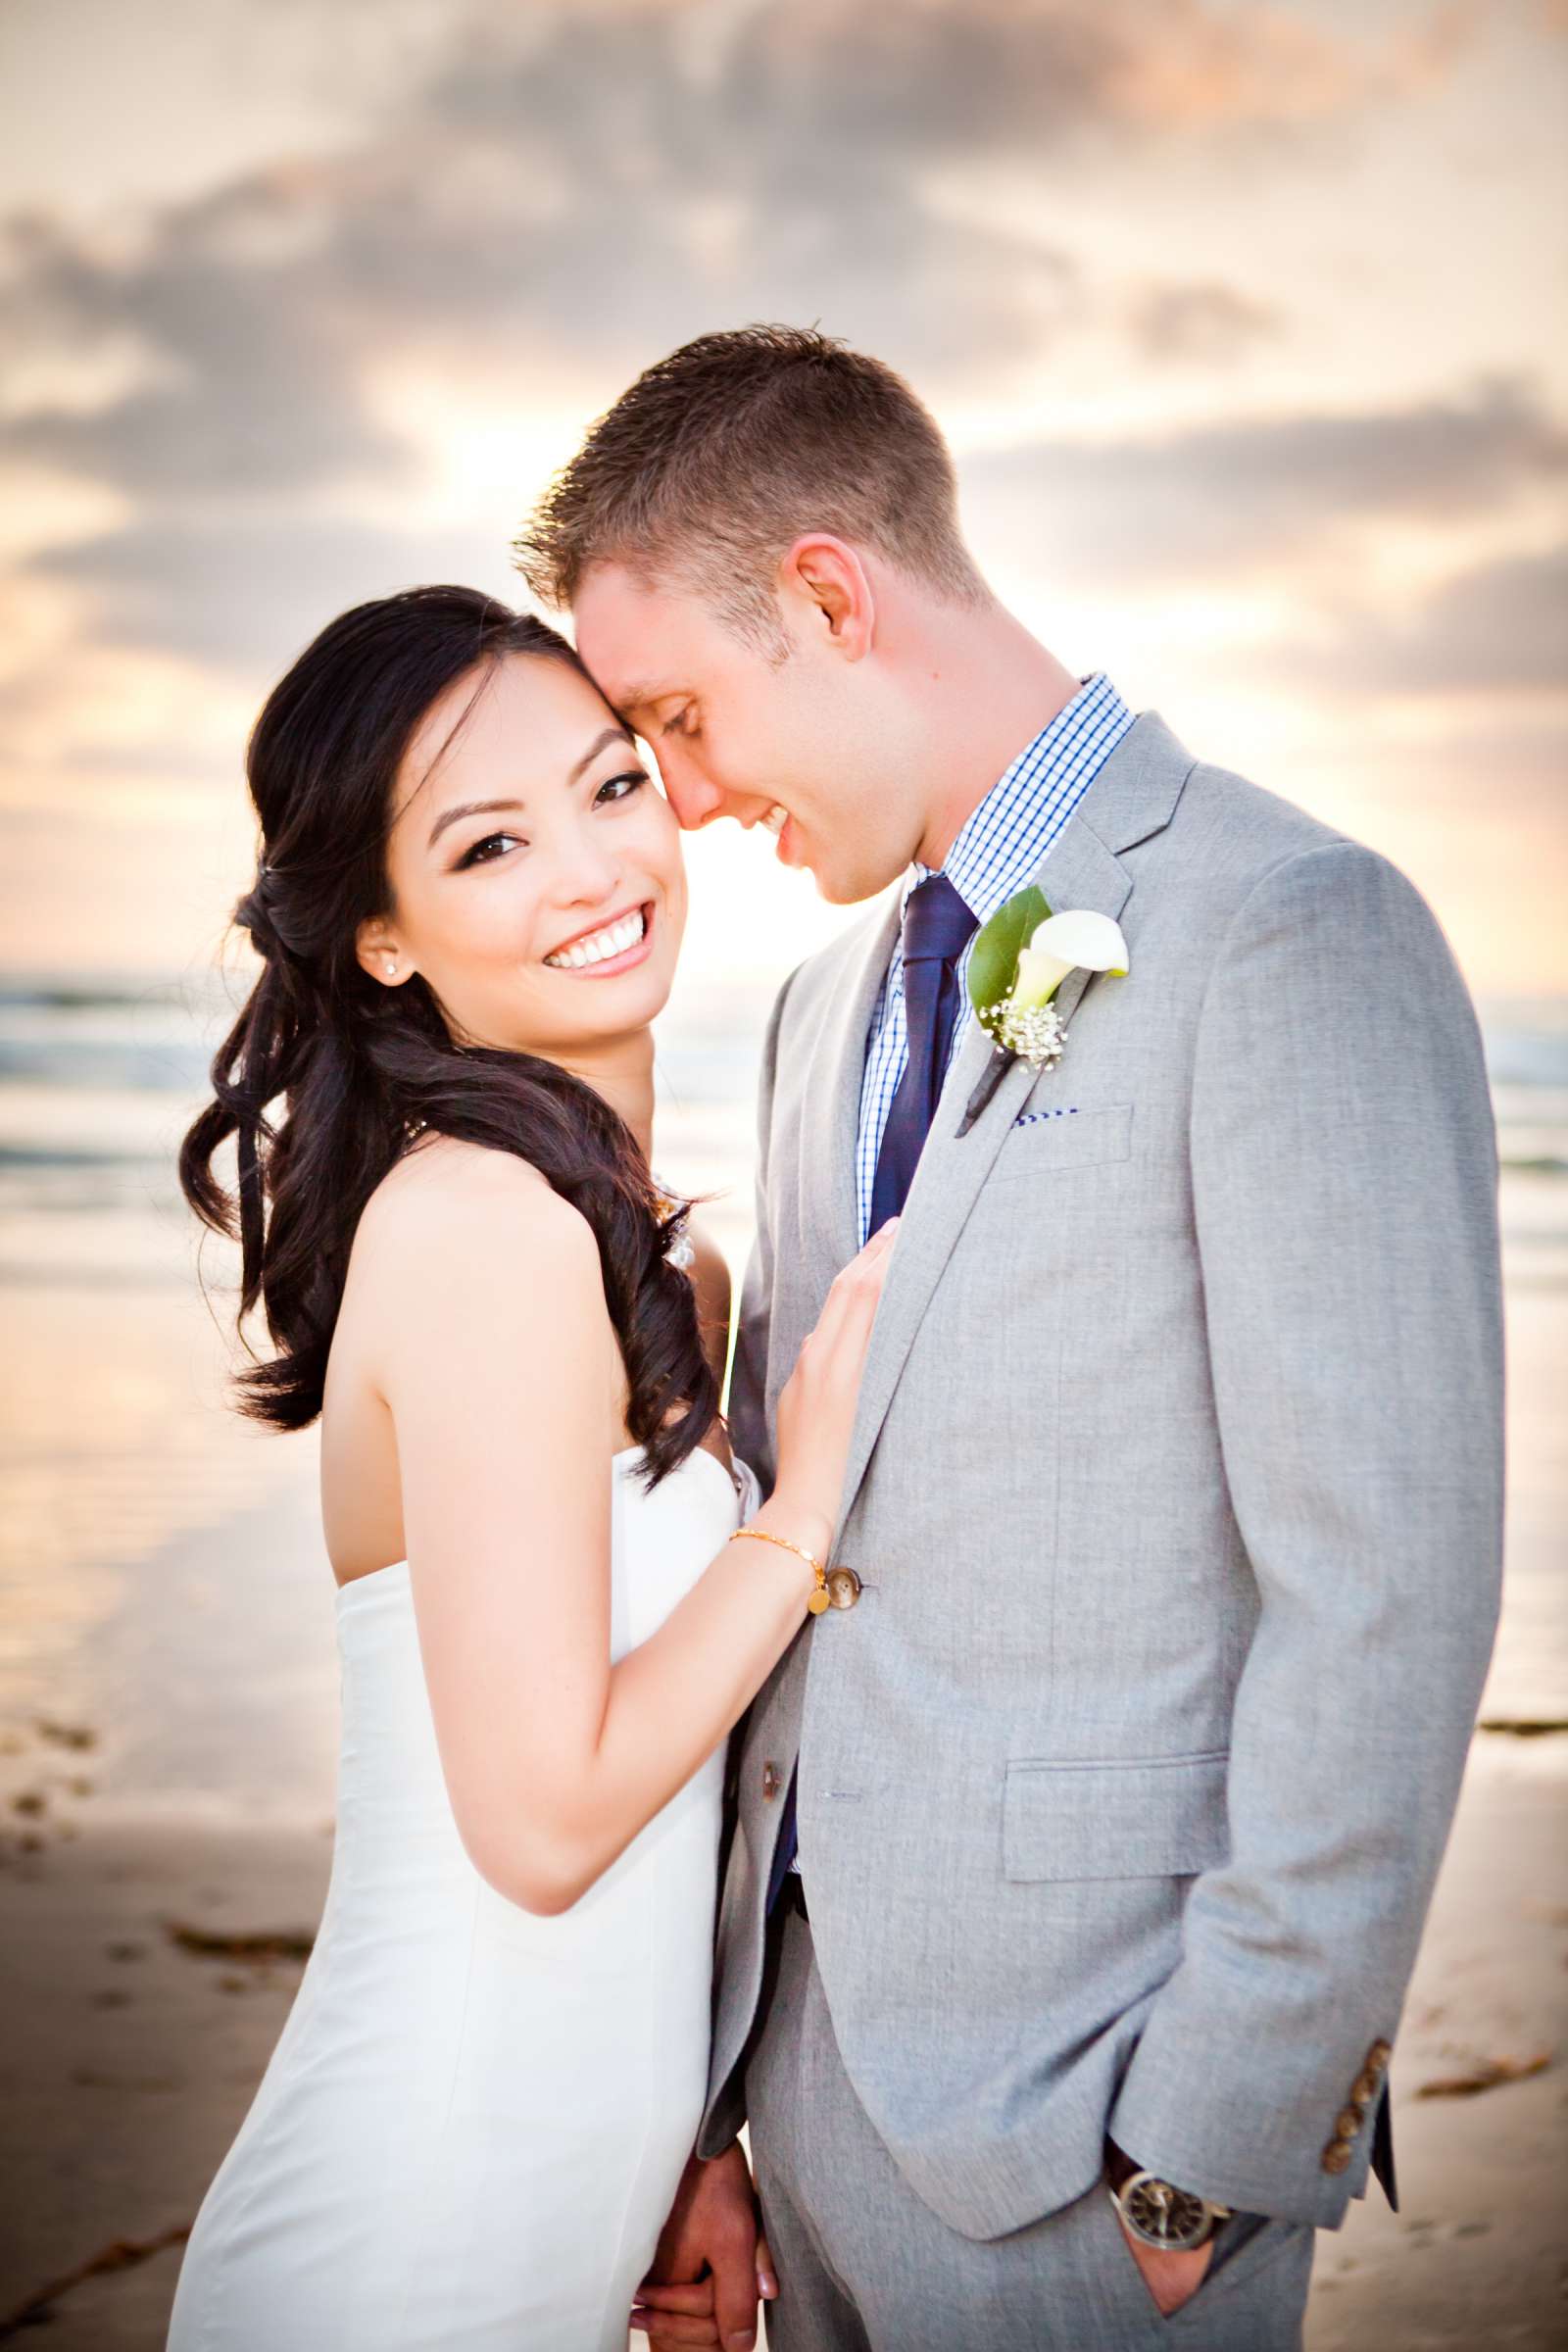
[{"xmin": 514, "ymin": 324, "xmax": 988, "ymax": 648}]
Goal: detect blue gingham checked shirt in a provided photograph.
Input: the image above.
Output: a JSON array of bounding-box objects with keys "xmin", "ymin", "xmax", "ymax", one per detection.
[{"xmin": 854, "ymin": 672, "xmax": 1134, "ymax": 1245}]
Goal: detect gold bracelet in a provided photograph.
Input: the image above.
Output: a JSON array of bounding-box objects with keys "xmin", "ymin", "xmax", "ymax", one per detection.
[{"xmin": 728, "ymin": 1525, "xmax": 831, "ymax": 1615}]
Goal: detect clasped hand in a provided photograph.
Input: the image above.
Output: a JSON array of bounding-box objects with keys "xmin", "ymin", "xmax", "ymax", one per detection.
[{"xmin": 630, "ymin": 2140, "xmax": 774, "ymax": 2350}]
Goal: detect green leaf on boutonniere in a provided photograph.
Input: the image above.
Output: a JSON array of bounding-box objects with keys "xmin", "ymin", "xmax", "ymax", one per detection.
[
  {"xmin": 966, "ymin": 884, "xmax": 1052, "ymax": 1019},
  {"xmin": 956, "ymin": 882, "xmax": 1052, "ymax": 1138}
]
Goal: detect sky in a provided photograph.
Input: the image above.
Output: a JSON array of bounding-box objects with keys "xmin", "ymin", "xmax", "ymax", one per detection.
[{"xmin": 0, "ymin": 0, "xmax": 1564, "ymax": 996}]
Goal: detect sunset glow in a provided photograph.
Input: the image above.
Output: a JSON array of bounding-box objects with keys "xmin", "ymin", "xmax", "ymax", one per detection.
[{"xmin": 1, "ymin": 0, "xmax": 1563, "ymax": 993}]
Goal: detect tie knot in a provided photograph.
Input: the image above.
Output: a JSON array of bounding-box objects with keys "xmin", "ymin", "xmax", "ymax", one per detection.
[{"xmin": 903, "ymin": 872, "xmax": 977, "ymax": 966}]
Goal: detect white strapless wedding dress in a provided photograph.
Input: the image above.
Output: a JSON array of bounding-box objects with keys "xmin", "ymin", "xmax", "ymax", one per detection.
[{"xmin": 168, "ymin": 1445, "xmax": 757, "ymax": 2352}]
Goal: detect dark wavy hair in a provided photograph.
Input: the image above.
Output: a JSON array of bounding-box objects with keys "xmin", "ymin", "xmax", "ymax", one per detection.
[{"xmin": 179, "ymin": 584, "xmax": 716, "ymax": 1486}]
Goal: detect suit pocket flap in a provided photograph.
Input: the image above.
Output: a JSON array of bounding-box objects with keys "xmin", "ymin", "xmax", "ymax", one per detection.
[{"xmin": 1003, "ymin": 1750, "xmax": 1230, "ymax": 1882}]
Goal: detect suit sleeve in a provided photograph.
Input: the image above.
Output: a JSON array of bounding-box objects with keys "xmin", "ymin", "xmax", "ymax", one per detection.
[
  {"xmin": 1108, "ymin": 839, "xmax": 1504, "ymax": 2228},
  {"xmin": 725, "ymin": 967, "xmax": 798, "ymax": 1496}
]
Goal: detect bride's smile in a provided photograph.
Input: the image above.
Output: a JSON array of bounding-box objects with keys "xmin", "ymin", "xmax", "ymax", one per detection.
[
  {"xmin": 542, "ymin": 901, "xmax": 654, "ymax": 973},
  {"xmin": 359, "ymin": 649, "xmax": 688, "ymax": 1065}
]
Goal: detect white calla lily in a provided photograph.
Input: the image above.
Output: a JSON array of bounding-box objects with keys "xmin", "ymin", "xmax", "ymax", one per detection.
[
  {"xmin": 1007, "ymin": 910, "xmax": 1130, "ymax": 1010},
  {"xmin": 1028, "ymin": 908, "xmax": 1129, "ymax": 974},
  {"xmin": 1008, "ymin": 943, "xmax": 1073, "ymax": 1009}
]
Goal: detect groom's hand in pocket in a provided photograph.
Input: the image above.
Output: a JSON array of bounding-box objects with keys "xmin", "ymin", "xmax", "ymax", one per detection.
[
  {"xmin": 630, "ymin": 2138, "xmax": 776, "ymax": 2350},
  {"xmin": 1115, "ymin": 2216, "xmax": 1214, "ymax": 2318}
]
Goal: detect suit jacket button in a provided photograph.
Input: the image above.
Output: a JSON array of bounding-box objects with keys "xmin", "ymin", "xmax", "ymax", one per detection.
[
  {"xmin": 1367, "ymin": 2038, "xmax": 1393, "ymax": 2073},
  {"xmin": 1334, "ymin": 2107, "xmax": 1362, "ymax": 2140},
  {"xmin": 1351, "ymin": 2070, "xmax": 1380, "ymax": 2108},
  {"xmin": 1321, "ymin": 2139, "xmax": 1353, "ymax": 2176},
  {"xmin": 826, "ymin": 1567, "xmax": 862, "ymax": 1610},
  {"xmin": 761, "ymin": 1762, "xmax": 782, "ymax": 1801}
]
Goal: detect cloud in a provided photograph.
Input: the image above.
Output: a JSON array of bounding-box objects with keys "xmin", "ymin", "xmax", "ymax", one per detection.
[
  {"xmin": 27, "ymin": 514, "xmax": 517, "ymax": 674},
  {"xmin": 1, "ymin": 4, "xmax": 1117, "ymax": 539},
  {"xmin": 1309, "ymin": 545, "xmax": 1568, "ymax": 695},
  {"xmin": 1086, "ymin": 0, "xmax": 1484, "ymax": 128},
  {"xmin": 7, "ymin": 0, "xmax": 1411, "ymax": 682},
  {"xmin": 961, "ymin": 378, "xmax": 1568, "ymax": 588},
  {"xmin": 0, "ymin": 0, "xmax": 1476, "ymax": 511},
  {"xmin": 1124, "ymin": 280, "xmax": 1283, "ymax": 367},
  {"xmin": 0, "ymin": 0, "xmax": 1530, "ymax": 702},
  {"xmin": 0, "ymin": 188, "xmax": 414, "ymax": 506}
]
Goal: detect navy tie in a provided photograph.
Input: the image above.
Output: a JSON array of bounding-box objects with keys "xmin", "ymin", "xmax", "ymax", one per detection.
[
  {"xmin": 869, "ymin": 873, "xmax": 980, "ymax": 1232},
  {"xmin": 765, "ymin": 873, "xmax": 977, "ymax": 1917}
]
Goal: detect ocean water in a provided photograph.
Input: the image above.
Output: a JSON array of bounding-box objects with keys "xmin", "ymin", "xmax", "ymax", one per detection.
[{"xmin": 0, "ymin": 971, "xmax": 1563, "ymax": 1829}]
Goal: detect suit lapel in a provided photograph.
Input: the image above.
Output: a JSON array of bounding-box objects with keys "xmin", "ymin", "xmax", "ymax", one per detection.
[
  {"xmin": 798, "ymin": 710, "xmax": 1198, "ymax": 1538},
  {"xmin": 1010, "ymin": 815, "xmax": 1132, "ymax": 1049},
  {"xmin": 830, "ymin": 809, "xmax": 1132, "ymax": 1538}
]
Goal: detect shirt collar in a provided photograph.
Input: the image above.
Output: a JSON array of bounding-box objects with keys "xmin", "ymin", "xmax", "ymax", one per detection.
[{"xmin": 903, "ymin": 671, "xmax": 1129, "ymax": 927}]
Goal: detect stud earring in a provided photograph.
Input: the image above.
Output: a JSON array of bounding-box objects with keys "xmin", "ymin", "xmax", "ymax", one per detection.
[{"xmin": 384, "ymin": 957, "xmax": 398, "ymax": 977}]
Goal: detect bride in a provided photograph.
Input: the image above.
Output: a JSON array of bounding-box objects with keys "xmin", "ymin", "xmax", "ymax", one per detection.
[{"xmin": 167, "ymin": 584, "xmax": 894, "ymax": 2352}]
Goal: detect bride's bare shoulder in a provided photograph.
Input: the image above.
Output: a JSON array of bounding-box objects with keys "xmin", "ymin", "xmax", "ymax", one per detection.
[{"xmin": 355, "ymin": 1137, "xmax": 596, "ymax": 1283}]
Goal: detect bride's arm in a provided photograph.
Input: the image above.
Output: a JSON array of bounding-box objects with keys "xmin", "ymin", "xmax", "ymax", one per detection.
[{"xmin": 367, "ymin": 1144, "xmax": 884, "ymax": 1916}]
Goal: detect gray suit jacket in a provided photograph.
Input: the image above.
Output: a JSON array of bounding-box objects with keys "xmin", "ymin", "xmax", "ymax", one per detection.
[{"xmin": 700, "ymin": 713, "xmax": 1502, "ymax": 2240}]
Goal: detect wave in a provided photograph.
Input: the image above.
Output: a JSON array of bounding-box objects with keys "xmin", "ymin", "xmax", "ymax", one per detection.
[{"xmin": 3, "ymin": 975, "xmax": 1567, "ymax": 1165}]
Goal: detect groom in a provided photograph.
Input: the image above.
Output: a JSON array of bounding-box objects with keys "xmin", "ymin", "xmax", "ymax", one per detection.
[{"xmin": 517, "ymin": 327, "xmax": 1504, "ymax": 2349}]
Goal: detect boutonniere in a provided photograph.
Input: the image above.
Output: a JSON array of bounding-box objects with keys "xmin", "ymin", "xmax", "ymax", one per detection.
[{"xmin": 956, "ymin": 888, "xmax": 1130, "ymax": 1137}]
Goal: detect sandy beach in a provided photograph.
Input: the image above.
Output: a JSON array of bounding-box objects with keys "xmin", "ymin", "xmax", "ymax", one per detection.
[
  {"xmin": 2, "ymin": 1697, "xmax": 1562, "ymax": 2346},
  {"xmin": 3, "ymin": 1371, "xmax": 1563, "ymax": 2350},
  {"xmin": 1, "ymin": 984, "xmax": 1564, "ymax": 2348}
]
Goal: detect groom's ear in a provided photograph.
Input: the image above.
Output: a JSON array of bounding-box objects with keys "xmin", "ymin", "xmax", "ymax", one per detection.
[{"xmin": 779, "ymin": 535, "xmax": 875, "ymax": 662}]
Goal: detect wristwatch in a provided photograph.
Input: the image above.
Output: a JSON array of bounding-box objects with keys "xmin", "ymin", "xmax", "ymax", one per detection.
[{"xmin": 1105, "ymin": 2138, "xmax": 1231, "ymax": 2254}]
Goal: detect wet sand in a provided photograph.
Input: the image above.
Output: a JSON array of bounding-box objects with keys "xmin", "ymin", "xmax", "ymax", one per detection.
[
  {"xmin": 1, "ymin": 1737, "xmax": 1562, "ymax": 2346},
  {"xmin": 0, "ymin": 1817, "xmax": 330, "ymax": 2348},
  {"xmin": 1303, "ymin": 1735, "xmax": 1565, "ymax": 2350}
]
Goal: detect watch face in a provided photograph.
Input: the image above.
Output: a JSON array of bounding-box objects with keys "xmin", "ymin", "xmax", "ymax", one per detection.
[{"xmin": 1121, "ymin": 2175, "xmax": 1212, "ymax": 2252}]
